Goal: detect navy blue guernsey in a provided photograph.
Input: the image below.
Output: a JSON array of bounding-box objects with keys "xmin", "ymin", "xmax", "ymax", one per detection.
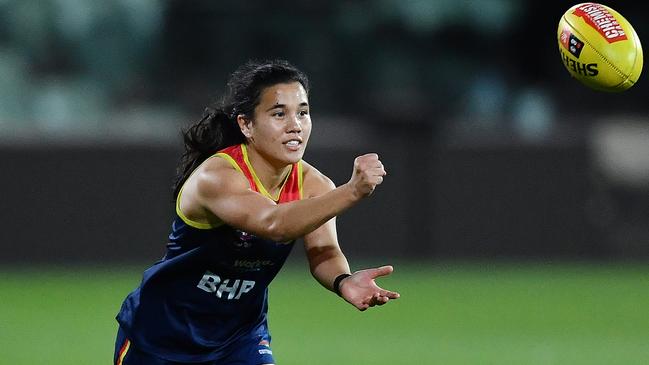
[{"xmin": 116, "ymin": 144, "xmax": 304, "ymax": 362}]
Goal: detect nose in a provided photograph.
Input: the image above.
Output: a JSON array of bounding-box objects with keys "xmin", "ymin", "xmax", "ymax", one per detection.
[{"xmin": 287, "ymin": 114, "xmax": 302, "ymax": 133}]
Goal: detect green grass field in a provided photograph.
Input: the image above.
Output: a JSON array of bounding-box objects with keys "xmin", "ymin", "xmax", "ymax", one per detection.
[{"xmin": 2, "ymin": 260, "xmax": 649, "ymax": 364}]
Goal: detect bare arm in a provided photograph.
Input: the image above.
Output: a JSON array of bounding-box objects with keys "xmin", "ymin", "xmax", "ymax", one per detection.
[
  {"xmin": 185, "ymin": 153, "xmax": 386, "ymax": 242},
  {"xmin": 302, "ymin": 172, "xmax": 350, "ymax": 290},
  {"xmin": 303, "ymin": 164, "xmax": 400, "ymax": 311}
]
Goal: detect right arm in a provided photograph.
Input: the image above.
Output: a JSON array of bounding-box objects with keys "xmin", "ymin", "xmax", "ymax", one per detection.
[{"xmin": 187, "ymin": 153, "xmax": 386, "ymax": 242}]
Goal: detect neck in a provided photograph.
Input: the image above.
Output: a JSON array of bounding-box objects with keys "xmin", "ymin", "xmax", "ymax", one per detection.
[{"xmin": 244, "ymin": 145, "xmax": 292, "ymax": 193}]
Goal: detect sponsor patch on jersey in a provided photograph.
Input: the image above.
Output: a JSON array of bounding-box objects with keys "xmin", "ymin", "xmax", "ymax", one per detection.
[
  {"xmin": 234, "ymin": 259, "xmax": 275, "ymax": 271},
  {"xmin": 196, "ymin": 271, "xmax": 256, "ymax": 300}
]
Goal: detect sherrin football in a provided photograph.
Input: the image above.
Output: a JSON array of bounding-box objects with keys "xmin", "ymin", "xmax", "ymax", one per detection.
[{"xmin": 557, "ymin": 3, "xmax": 643, "ymax": 92}]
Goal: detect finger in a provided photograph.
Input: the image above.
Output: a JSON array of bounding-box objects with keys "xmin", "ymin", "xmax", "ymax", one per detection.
[
  {"xmin": 355, "ymin": 302, "xmax": 368, "ymax": 311},
  {"xmin": 358, "ymin": 153, "xmax": 379, "ymax": 161},
  {"xmin": 372, "ymin": 293, "xmax": 386, "ymax": 306},
  {"xmin": 375, "ymin": 287, "xmax": 400, "ymax": 299},
  {"xmin": 363, "ymin": 294, "xmax": 377, "ymax": 307},
  {"xmin": 370, "ymin": 293, "xmax": 392, "ymax": 306},
  {"xmin": 375, "ymin": 295, "xmax": 389, "ymax": 306},
  {"xmin": 369, "ymin": 265, "xmax": 394, "ymax": 279},
  {"xmin": 367, "ymin": 294, "xmax": 378, "ymax": 307},
  {"xmin": 383, "ymin": 291, "xmax": 400, "ymax": 299},
  {"xmin": 367, "ymin": 162, "xmax": 384, "ymax": 172}
]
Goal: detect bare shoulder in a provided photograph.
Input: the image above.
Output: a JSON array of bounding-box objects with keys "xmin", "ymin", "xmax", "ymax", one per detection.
[
  {"xmin": 191, "ymin": 156, "xmax": 249, "ymax": 199},
  {"xmin": 176, "ymin": 155, "xmax": 251, "ymax": 223},
  {"xmin": 301, "ymin": 160, "xmax": 336, "ymax": 198}
]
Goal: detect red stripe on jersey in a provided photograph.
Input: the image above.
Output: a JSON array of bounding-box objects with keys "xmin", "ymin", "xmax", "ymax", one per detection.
[{"xmin": 217, "ymin": 144, "xmax": 301, "ymax": 203}]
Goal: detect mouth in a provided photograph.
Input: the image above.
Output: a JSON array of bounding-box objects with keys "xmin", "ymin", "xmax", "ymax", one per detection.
[{"xmin": 283, "ymin": 138, "xmax": 303, "ymax": 151}]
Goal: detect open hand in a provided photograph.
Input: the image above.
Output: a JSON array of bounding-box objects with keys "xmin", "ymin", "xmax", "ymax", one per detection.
[{"xmin": 339, "ymin": 265, "xmax": 400, "ymax": 311}]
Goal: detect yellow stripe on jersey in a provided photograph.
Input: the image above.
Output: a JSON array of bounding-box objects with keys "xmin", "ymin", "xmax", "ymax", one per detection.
[
  {"xmin": 241, "ymin": 144, "xmax": 292, "ymax": 202},
  {"xmin": 175, "ymin": 154, "xmax": 229, "ymax": 230},
  {"xmin": 175, "ymin": 185, "xmax": 216, "ymax": 229},
  {"xmin": 215, "ymin": 152, "xmax": 245, "ymax": 175},
  {"xmin": 297, "ymin": 160, "xmax": 304, "ymax": 199}
]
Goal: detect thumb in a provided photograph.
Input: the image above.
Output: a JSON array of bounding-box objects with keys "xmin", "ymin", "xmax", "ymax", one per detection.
[{"xmin": 368, "ymin": 265, "xmax": 394, "ymax": 279}]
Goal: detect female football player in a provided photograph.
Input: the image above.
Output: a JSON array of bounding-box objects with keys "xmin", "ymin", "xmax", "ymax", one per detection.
[{"xmin": 114, "ymin": 59, "xmax": 399, "ymax": 365}]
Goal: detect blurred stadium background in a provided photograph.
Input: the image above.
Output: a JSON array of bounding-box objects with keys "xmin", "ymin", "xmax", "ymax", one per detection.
[{"xmin": 1, "ymin": 1, "xmax": 648, "ymax": 364}]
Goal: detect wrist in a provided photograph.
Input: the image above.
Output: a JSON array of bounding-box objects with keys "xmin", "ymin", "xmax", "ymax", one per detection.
[
  {"xmin": 340, "ymin": 182, "xmax": 362, "ymax": 203},
  {"xmin": 333, "ymin": 273, "xmax": 351, "ymax": 297}
]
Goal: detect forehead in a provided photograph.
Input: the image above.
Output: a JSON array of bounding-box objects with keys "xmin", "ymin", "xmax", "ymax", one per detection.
[{"xmin": 258, "ymin": 82, "xmax": 308, "ymax": 107}]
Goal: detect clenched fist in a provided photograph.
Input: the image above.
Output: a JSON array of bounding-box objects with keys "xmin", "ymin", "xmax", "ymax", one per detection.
[{"xmin": 348, "ymin": 153, "xmax": 386, "ymax": 198}]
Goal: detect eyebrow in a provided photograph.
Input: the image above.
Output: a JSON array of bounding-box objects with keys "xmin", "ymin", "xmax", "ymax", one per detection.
[{"xmin": 265, "ymin": 102, "xmax": 309, "ymax": 112}]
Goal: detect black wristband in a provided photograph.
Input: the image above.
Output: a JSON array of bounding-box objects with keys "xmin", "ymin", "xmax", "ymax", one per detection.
[{"xmin": 333, "ymin": 273, "xmax": 351, "ymax": 297}]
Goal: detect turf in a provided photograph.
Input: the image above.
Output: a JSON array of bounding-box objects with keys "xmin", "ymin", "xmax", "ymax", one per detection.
[{"xmin": 1, "ymin": 261, "xmax": 648, "ymax": 364}]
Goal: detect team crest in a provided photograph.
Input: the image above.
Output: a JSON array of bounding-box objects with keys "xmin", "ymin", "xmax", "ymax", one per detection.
[{"xmin": 233, "ymin": 230, "xmax": 254, "ymax": 248}]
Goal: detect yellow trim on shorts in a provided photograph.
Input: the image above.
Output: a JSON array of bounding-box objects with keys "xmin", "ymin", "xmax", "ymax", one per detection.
[{"xmin": 117, "ymin": 339, "xmax": 130, "ymax": 365}]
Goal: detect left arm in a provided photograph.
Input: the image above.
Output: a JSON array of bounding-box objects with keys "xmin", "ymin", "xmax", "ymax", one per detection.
[
  {"xmin": 302, "ymin": 162, "xmax": 400, "ymax": 311},
  {"xmin": 304, "ymin": 215, "xmax": 350, "ymax": 292}
]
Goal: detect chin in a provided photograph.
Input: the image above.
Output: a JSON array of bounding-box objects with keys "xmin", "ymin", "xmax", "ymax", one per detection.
[
  {"xmin": 267, "ymin": 150, "xmax": 302, "ymax": 168},
  {"xmin": 281, "ymin": 144, "xmax": 307, "ymax": 163},
  {"xmin": 284, "ymin": 150, "xmax": 304, "ymax": 163}
]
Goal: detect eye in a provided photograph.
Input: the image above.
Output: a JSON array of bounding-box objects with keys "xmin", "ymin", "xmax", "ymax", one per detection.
[
  {"xmin": 299, "ymin": 110, "xmax": 309, "ymax": 117},
  {"xmin": 272, "ymin": 111, "xmax": 285, "ymax": 117}
]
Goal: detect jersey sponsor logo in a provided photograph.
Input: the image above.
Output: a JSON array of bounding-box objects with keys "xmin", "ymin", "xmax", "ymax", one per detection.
[
  {"xmin": 233, "ymin": 259, "xmax": 275, "ymax": 270},
  {"xmin": 196, "ymin": 271, "xmax": 255, "ymax": 299}
]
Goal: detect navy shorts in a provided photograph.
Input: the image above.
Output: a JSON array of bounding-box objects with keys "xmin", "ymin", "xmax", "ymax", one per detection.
[{"xmin": 114, "ymin": 327, "xmax": 275, "ymax": 365}]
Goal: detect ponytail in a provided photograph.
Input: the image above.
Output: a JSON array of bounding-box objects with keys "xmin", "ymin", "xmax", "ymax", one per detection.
[{"xmin": 172, "ymin": 106, "xmax": 245, "ymax": 200}]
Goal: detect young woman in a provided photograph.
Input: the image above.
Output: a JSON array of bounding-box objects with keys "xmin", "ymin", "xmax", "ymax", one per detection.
[{"xmin": 114, "ymin": 59, "xmax": 399, "ymax": 365}]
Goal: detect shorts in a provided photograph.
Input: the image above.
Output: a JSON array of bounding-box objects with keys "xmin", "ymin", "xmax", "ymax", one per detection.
[{"xmin": 114, "ymin": 326, "xmax": 275, "ymax": 365}]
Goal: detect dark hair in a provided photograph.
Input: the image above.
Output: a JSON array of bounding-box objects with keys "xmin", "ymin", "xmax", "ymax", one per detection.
[{"xmin": 172, "ymin": 59, "xmax": 310, "ymax": 199}]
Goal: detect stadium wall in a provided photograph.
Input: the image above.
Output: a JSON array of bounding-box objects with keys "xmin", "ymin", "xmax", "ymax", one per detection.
[{"xmin": 0, "ymin": 140, "xmax": 630, "ymax": 264}]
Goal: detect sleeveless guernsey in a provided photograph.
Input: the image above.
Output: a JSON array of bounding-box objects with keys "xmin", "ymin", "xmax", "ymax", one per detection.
[{"xmin": 116, "ymin": 144, "xmax": 303, "ymax": 362}]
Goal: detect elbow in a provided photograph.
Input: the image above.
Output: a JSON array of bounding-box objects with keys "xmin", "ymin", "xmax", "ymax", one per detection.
[
  {"xmin": 259, "ymin": 211, "xmax": 297, "ymax": 243},
  {"xmin": 264, "ymin": 221, "xmax": 297, "ymax": 243}
]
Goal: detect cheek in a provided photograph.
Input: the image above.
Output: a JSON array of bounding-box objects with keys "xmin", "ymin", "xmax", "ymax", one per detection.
[
  {"xmin": 303, "ymin": 119, "xmax": 313, "ymax": 137},
  {"xmin": 252, "ymin": 121, "xmax": 276, "ymax": 139}
]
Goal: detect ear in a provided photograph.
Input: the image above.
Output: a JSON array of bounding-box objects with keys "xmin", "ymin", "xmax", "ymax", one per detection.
[{"xmin": 236, "ymin": 115, "xmax": 253, "ymax": 139}]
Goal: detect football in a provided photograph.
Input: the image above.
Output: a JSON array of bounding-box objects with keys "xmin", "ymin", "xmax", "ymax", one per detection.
[{"xmin": 557, "ymin": 3, "xmax": 643, "ymax": 92}]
